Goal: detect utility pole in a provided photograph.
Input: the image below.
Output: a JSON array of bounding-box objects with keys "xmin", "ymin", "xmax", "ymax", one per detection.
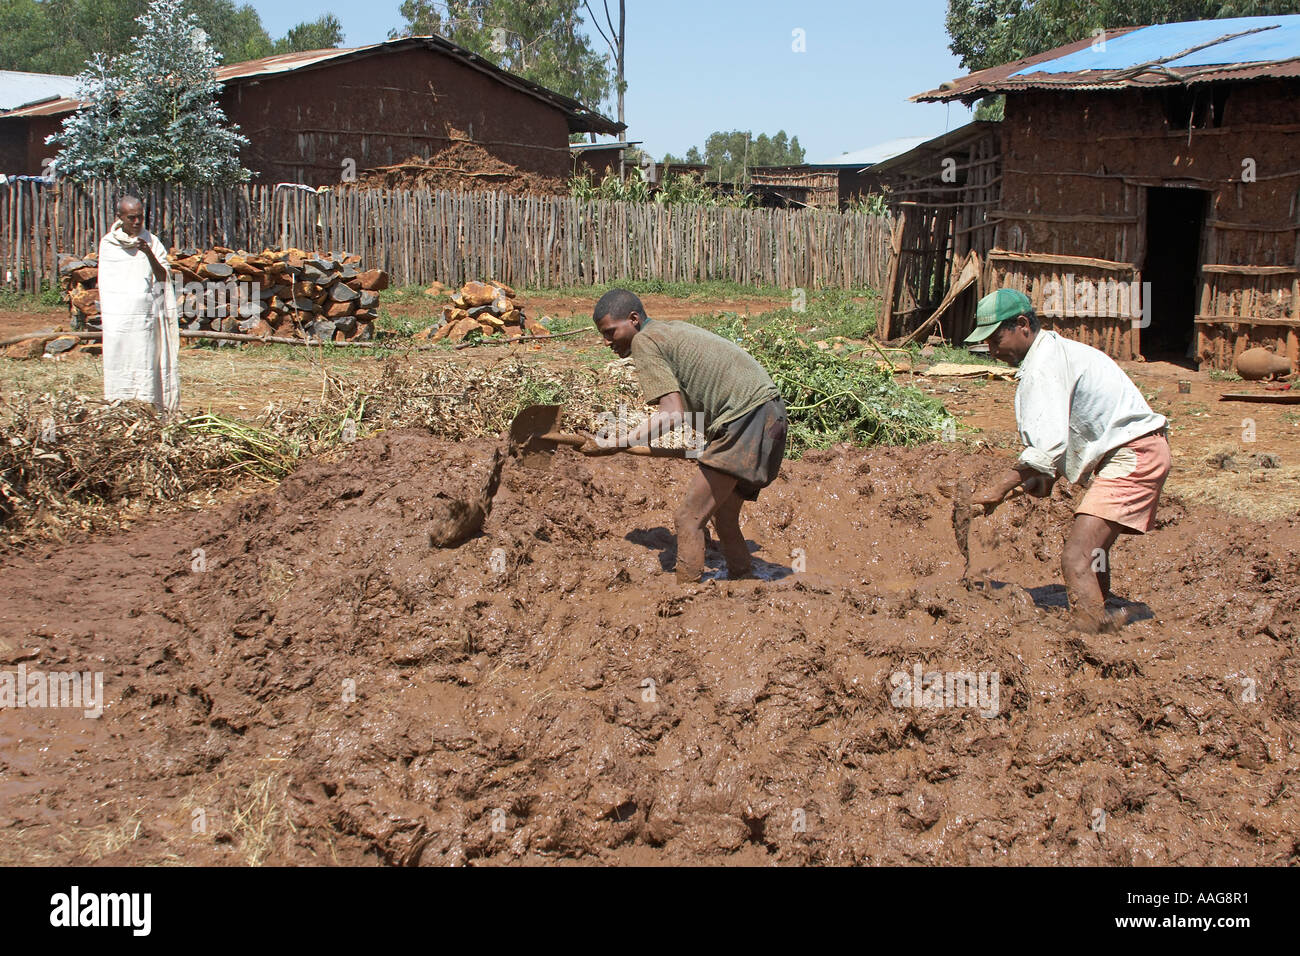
[{"xmin": 585, "ymin": 0, "xmax": 626, "ymax": 175}]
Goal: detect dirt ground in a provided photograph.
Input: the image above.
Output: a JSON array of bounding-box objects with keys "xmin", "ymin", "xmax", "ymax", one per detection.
[
  {"xmin": 0, "ymin": 293, "xmax": 783, "ymax": 417},
  {"xmin": 8, "ymin": 316, "xmax": 1292, "ymax": 519},
  {"xmin": 0, "ymin": 306, "xmax": 64, "ymax": 339},
  {"xmin": 378, "ymin": 291, "xmax": 787, "ymax": 327},
  {"xmin": 496, "ymin": 293, "xmax": 785, "ymax": 324},
  {"xmin": 1, "ymin": 430, "xmax": 1297, "ymax": 865},
  {"xmin": 2, "ymin": 297, "xmax": 1298, "ymax": 865}
]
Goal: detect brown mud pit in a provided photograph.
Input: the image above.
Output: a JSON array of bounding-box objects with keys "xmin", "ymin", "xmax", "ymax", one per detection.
[{"xmin": 1, "ymin": 433, "xmax": 1297, "ymax": 865}]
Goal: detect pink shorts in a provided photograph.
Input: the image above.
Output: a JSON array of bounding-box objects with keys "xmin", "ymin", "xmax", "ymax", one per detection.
[{"xmin": 1076, "ymin": 431, "xmax": 1171, "ymax": 533}]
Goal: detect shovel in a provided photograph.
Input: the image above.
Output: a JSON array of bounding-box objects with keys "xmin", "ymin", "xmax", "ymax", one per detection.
[
  {"xmin": 937, "ymin": 480, "xmax": 1025, "ymax": 579},
  {"xmin": 508, "ymin": 404, "xmax": 694, "ymax": 471}
]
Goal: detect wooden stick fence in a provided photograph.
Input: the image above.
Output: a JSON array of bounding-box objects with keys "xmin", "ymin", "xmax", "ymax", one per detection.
[{"xmin": 1, "ymin": 179, "xmax": 894, "ymax": 295}]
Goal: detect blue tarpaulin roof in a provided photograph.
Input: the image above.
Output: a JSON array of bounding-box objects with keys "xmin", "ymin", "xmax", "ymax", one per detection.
[{"xmin": 1011, "ymin": 15, "xmax": 1300, "ymax": 76}]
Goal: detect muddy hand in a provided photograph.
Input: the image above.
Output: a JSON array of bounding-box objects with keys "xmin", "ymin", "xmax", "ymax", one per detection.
[{"xmin": 971, "ymin": 487, "xmax": 1005, "ymax": 516}]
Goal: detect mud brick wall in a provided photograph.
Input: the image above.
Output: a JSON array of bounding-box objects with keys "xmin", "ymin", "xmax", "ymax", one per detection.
[
  {"xmin": 223, "ymin": 47, "xmax": 574, "ymax": 187},
  {"xmin": 3, "ymin": 115, "xmax": 60, "ymax": 178},
  {"xmin": 1, "ymin": 47, "xmax": 576, "ymax": 187},
  {"xmin": 992, "ymin": 80, "xmax": 1300, "ymax": 367}
]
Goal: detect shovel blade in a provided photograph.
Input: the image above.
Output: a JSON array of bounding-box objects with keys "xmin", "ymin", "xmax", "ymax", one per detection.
[
  {"xmin": 951, "ymin": 478, "xmax": 973, "ymax": 577},
  {"xmin": 508, "ymin": 404, "xmax": 565, "ymax": 470}
]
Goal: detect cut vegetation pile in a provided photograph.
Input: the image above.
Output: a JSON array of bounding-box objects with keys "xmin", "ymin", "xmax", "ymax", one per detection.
[
  {"xmin": 0, "ymin": 394, "xmax": 348, "ymax": 544},
  {"xmin": 720, "ymin": 319, "xmax": 956, "ymax": 454}
]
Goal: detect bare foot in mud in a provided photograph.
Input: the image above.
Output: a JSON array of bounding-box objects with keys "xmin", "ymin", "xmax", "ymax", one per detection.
[
  {"xmin": 726, "ymin": 565, "xmax": 756, "ymax": 580},
  {"xmin": 1070, "ymin": 605, "xmax": 1132, "ymax": 633}
]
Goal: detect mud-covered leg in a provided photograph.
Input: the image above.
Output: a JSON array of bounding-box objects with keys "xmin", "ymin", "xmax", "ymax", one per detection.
[
  {"xmin": 711, "ymin": 490, "xmax": 752, "ymax": 578},
  {"xmin": 1063, "ymin": 514, "xmax": 1123, "ymax": 629},
  {"xmin": 675, "ymin": 465, "xmax": 739, "ymax": 585}
]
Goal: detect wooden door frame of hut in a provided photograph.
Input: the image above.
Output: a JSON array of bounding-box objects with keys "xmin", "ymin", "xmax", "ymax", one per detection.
[{"xmin": 1140, "ymin": 184, "xmax": 1210, "ymax": 363}]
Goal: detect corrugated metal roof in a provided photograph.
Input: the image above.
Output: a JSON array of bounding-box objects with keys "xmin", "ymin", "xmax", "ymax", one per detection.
[
  {"xmin": 865, "ymin": 122, "xmax": 998, "ymax": 177},
  {"xmin": 915, "ymin": 15, "xmax": 1300, "ymax": 102},
  {"xmin": 213, "ymin": 47, "xmax": 360, "ymax": 81},
  {"xmin": 1, "ymin": 36, "xmax": 622, "ymax": 134},
  {"xmin": 569, "ymin": 141, "xmax": 641, "ymax": 153},
  {"xmin": 0, "ymin": 97, "xmax": 76, "ymax": 118},
  {"xmin": 749, "ymin": 137, "xmax": 935, "ymax": 177},
  {"xmin": 816, "ymin": 136, "xmax": 933, "ymax": 167},
  {"xmin": 0, "ymin": 70, "xmax": 78, "ymax": 112}
]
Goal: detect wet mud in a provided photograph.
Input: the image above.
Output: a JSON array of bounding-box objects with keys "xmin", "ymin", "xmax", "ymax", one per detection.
[
  {"xmin": 426, "ymin": 447, "xmax": 505, "ymax": 548},
  {"xmin": 1, "ymin": 431, "xmax": 1297, "ymax": 865}
]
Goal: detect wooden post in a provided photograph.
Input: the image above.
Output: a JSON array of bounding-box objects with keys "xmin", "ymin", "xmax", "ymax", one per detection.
[{"xmin": 879, "ymin": 206, "xmax": 908, "ymax": 341}]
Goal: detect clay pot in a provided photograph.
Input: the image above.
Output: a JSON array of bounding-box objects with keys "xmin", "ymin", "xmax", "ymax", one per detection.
[{"xmin": 1236, "ymin": 347, "xmax": 1292, "ymax": 380}]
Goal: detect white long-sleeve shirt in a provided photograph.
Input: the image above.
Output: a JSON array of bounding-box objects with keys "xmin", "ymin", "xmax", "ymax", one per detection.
[{"xmin": 1014, "ymin": 331, "xmax": 1166, "ymax": 484}]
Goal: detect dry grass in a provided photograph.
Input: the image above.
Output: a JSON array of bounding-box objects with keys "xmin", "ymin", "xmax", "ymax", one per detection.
[
  {"xmin": 0, "ymin": 826, "xmax": 61, "ymax": 865},
  {"xmin": 230, "ymin": 773, "xmax": 294, "ymax": 867},
  {"xmin": 1170, "ymin": 444, "xmax": 1300, "ymax": 523},
  {"xmin": 0, "ymin": 349, "xmax": 652, "ymax": 550},
  {"xmin": 0, "ymin": 353, "xmax": 106, "ymax": 397},
  {"xmin": 175, "ymin": 770, "xmax": 295, "ymax": 865},
  {"xmin": 2, "ymin": 814, "xmax": 146, "ymax": 864},
  {"xmin": 0, "ymin": 346, "xmax": 382, "ymax": 419},
  {"xmin": 0, "ymin": 394, "xmax": 320, "ymax": 546},
  {"xmin": 0, "ymin": 796, "xmax": 147, "ymax": 865},
  {"xmin": 77, "ymin": 814, "xmax": 144, "ymax": 861},
  {"xmin": 7, "ymin": 326, "xmax": 1292, "ymax": 537}
]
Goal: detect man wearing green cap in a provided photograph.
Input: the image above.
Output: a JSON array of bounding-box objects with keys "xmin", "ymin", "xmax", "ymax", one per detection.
[{"xmin": 966, "ymin": 288, "xmax": 1169, "ymax": 629}]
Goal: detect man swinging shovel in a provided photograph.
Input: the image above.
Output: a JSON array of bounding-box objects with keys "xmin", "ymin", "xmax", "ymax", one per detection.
[
  {"xmin": 965, "ymin": 289, "xmax": 1170, "ymax": 630},
  {"xmin": 579, "ymin": 289, "xmax": 789, "ymax": 584}
]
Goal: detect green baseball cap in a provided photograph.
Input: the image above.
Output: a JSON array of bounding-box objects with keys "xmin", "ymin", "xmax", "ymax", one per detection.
[{"xmin": 964, "ymin": 289, "xmax": 1032, "ymax": 344}]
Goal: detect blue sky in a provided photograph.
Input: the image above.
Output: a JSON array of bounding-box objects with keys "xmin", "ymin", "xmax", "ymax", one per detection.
[{"xmin": 248, "ymin": 0, "xmax": 975, "ymax": 162}]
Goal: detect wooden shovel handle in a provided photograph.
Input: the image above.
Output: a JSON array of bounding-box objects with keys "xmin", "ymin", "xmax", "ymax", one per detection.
[
  {"xmin": 621, "ymin": 446, "xmax": 693, "ymax": 459},
  {"xmin": 540, "ymin": 432, "xmax": 692, "ymax": 459}
]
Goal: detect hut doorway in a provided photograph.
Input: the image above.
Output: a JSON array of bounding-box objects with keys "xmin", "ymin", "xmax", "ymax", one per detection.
[{"xmin": 1141, "ymin": 187, "xmax": 1206, "ymax": 361}]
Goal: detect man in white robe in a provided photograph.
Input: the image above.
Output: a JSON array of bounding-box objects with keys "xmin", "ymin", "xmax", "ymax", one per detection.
[{"xmin": 97, "ymin": 196, "xmax": 180, "ymax": 414}]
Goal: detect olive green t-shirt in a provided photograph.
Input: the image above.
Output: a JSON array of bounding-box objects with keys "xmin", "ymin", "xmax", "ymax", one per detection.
[{"xmin": 630, "ymin": 318, "xmax": 780, "ymax": 439}]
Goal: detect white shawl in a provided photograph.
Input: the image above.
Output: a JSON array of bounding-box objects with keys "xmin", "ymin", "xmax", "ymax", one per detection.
[{"xmin": 97, "ymin": 221, "xmax": 181, "ymax": 415}]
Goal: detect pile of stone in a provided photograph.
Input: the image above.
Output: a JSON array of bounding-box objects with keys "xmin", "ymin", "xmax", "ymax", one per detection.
[
  {"xmin": 3, "ymin": 333, "xmax": 90, "ymax": 361},
  {"xmin": 56, "ymin": 248, "xmax": 389, "ymax": 343},
  {"xmin": 417, "ymin": 280, "xmax": 550, "ymax": 343}
]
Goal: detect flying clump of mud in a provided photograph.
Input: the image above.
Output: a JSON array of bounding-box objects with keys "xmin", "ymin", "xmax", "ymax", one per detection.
[
  {"xmin": 427, "ymin": 447, "xmax": 505, "ymax": 548},
  {"xmin": 1, "ymin": 430, "xmax": 1297, "ymax": 866}
]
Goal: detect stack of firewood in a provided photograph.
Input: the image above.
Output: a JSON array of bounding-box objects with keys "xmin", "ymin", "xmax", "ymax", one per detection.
[
  {"xmin": 57, "ymin": 248, "xmax": 388, "ymax": 343},
  {"xmin": 418, "ymin": 280, "xmax": 550, "ymax": 343}
]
